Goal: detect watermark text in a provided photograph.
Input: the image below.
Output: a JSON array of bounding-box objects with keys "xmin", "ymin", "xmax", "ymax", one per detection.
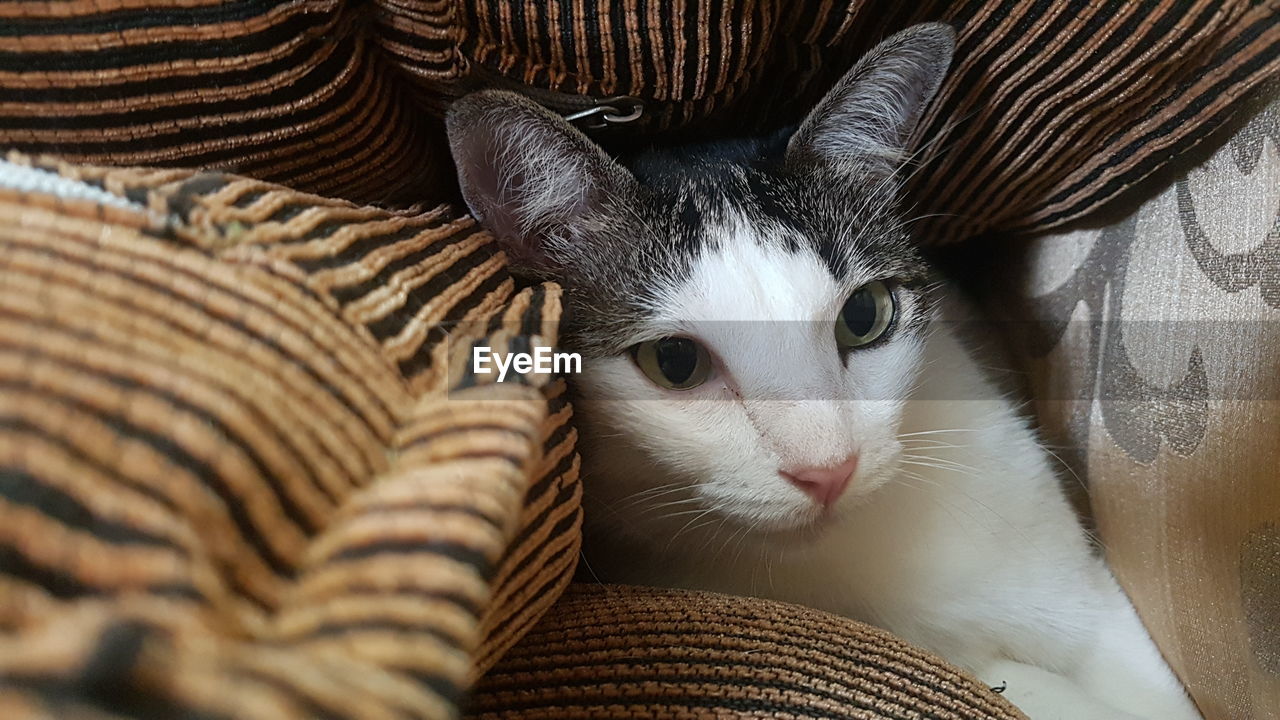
[{"xmin": 473, "ymin": 346, "xmax": 582, "ymax": 382}]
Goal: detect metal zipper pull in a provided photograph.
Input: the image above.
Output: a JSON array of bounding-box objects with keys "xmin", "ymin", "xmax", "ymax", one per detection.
[
  {"xmin": 561, "ymin": 96, "xmax": 645, "ymax": 129},
  {"xmin": 460, "ymin": 63, "xmax": 645, "ymax": 130}
]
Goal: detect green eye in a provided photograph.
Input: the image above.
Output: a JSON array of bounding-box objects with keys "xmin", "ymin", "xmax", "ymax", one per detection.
[
  {"xmin": 836, "ymin": 281, "xmax": 895, "ymax": 348},
  {"xmin": 631, "ymin": 337, "xmax": 713, "ymax": 390}
]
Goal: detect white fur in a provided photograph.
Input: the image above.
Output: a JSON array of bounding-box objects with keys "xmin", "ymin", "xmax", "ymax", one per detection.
[
  {"xmin": 495, "ymin": 118, "xmax": 592, "ymax": 235},
  {"xmin": 575, "ymin": 215, "xmax": 1201, "ymax": 720}
]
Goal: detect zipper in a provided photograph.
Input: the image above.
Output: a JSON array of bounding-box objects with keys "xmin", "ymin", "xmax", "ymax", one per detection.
[
  {"xmin": 560, "ymin": 97, "xmax": 644, "ymax": 129},
  {"xmin": 462, "ymin": 63, "xmax": 645, "ymax": 130}
]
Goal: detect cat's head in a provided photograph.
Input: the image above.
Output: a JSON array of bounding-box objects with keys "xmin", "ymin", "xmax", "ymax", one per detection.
[{"xmin": 447, "ymin": 23, "xmax": 955, "ymax": 541}]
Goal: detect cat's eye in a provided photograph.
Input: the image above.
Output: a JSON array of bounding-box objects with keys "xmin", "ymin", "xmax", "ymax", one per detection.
[
  {"xmin": 836, "ymin": 280, "xmax": 895, "ymax": 348},
  {"xmin": 631, "ymin": 337, "xmax": 713, "ymax": 390}
]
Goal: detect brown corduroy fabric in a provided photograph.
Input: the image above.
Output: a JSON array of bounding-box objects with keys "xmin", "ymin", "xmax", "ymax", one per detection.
[
  {"xmin": 470, "ymin": 584, "xmax": 1028, "ymax": 720},
  {"xmin": 0, "ymin": 152, "xmax": 579, "ymax": 718},
  {"xmin": 2, "ymin": 1, "xmax": 1277, "ymax": 241}
]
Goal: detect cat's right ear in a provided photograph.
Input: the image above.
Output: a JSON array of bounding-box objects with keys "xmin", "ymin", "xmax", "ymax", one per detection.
[
  {"xmin": 446, "ymin": 90, "xmax": 637, "ymax": 272},
  {"xmin": 787, "ymin": 23, "xmax": 955, "ymax": 177}
]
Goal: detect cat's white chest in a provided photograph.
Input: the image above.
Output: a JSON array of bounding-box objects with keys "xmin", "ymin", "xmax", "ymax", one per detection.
[{"xmin": 588, "ymin": 317, "xmax": 1103, "ymax": 671}]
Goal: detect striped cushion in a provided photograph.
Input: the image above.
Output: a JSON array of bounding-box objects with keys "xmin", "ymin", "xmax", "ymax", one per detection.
[
  {"xmin": 3, "ymin": 1, "xmax": 1276, "ymax": 240},
  {"xmin": 0, "ymin": 2, "xmax": 447, "ymax": 206},
  {"xmin": 0, "ymin": 152, "xmax": 579, "ymax": 718},
  {"xmin": 470, "ymin": 584, "xmax": 1027, "ymax": 720}
]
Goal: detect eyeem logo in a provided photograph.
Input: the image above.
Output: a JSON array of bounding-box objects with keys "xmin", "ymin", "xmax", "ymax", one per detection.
[{"xmin": 472, "ymin": 346, "xmax": 582, "ymax": 382}]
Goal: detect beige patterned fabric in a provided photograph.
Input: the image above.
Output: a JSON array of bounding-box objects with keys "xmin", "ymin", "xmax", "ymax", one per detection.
[{"xmin": 1003, "ymin": 93, "xmax": 1280, "ymax": 720}]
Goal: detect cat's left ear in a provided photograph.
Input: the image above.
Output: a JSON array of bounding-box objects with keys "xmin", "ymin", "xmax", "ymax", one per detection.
[
  {"xmin": 787, "ymin": 23, "xmax": 955, "ymax": 175},
  {"xmin": 446, "ymin": 90, "xmax": 638, "ymax": 275}
]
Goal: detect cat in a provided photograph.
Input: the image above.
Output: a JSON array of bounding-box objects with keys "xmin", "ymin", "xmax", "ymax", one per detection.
[{"xmin": 445, "ymin": 23, "xmax": 1202, "ymax": 720}]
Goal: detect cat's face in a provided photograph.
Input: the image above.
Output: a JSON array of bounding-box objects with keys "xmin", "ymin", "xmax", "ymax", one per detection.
[
  {"xmin": 447, "ymin": 23, "xmax": 955, "ymax": 542},
  {"xmin": 569, "ymin": 189, "xmax": 938, "ymax": 537}
]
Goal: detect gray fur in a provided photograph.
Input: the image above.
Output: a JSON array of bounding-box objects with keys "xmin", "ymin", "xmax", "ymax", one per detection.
[{"xmin": 446, "ymin": 23, "xmax": 956, "ymax": 358}]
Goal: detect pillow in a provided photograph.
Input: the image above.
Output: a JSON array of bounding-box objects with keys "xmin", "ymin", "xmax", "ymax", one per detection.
[
  {"xmin": 2, "ymin": 1, "xmax": 1276, "ymax": 243},
  {"xmin": 0, "ymin": 152, "xmax": 578, "ymax": 718},
  {"xmin": 470, "ymin": 584, "xmax": 1027, "ymax": 720}
]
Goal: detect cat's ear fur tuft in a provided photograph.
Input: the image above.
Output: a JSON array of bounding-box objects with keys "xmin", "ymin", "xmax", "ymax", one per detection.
[
  {"xmin": 446, "ymin": 90, "xmax": 636, "ymax": 273},
  {"xmin": 788, "ymin": 23, "xmax": 955, "ymax": 175}
]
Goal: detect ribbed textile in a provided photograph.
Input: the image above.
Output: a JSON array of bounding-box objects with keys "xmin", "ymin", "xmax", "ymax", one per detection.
[
  {"xmin": 2, "ymin": 1, "xmax": 1276, "ymax": 240},
  {"xmin": 470, "ymin": 584, "xmax": 1028, "ymax": 720},
  {"xmin": 0, "ymin": 152, "xmax": 579, "ymax": 719}
]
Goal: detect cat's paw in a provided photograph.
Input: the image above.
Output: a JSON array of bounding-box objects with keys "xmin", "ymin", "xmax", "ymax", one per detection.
[{"xmin": 1074, "ymin": 603, "xmax": 1204, "ymax": 720}]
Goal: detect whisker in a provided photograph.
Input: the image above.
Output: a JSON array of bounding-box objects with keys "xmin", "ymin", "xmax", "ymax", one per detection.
[
  {"xmin": 641, "ymin": 497, "xmax": 703, "ymax": 514},
  {"xmin": 899, "ymin": 457, "xmax": 987, "ymax": 478},
  {"xmin": 896, "ymin": 460, "xmax": 1044, "ymax": 556},
  {"xmin": 1040, "ymin": 445, "xmax": 1088, "ymax": 493},
  {"xmin": 899, "ymin": 439, "xmax": 976, "ymax": 451},
  {"xmin": 897, "ymin": 427, "xmax": 986, "ymax": 438},
  {"xmin": 665, "ymin": 508, "xmax": 719, "ymax": 552},
  {"xmin": 577, "ymin": 550, "xmax": 605, "ymax": 586}
]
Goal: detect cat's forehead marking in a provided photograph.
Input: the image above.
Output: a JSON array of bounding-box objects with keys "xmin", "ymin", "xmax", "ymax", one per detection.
[
  {"xmin": 641, "ymin": 158, "xmax": 895, "ymax": 285},
  {"xmin": 655, "ymin": 207, "xmax": 868, "ymax": 324},
  {"xmin": 563, "ymin": 148, "xmax": 931, "ymax": 356},
  {"xmin": 649, "ymin": 211, "xmax": 851, "ymax": 402}
]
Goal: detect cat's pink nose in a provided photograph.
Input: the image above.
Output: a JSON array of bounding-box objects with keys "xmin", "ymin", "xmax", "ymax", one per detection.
[{"xmin": 780, "ymin": 454, "xmax": 858, "ymax": 507}]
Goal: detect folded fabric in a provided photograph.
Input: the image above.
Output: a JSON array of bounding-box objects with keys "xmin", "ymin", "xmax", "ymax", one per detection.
[
  {"xmin": 2, "ymin": 1, "xmax": 1276, "ymax": 241},
  {"xmin": 0, "ymin": 152, "xmax": 578, "ymax": 718}
]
